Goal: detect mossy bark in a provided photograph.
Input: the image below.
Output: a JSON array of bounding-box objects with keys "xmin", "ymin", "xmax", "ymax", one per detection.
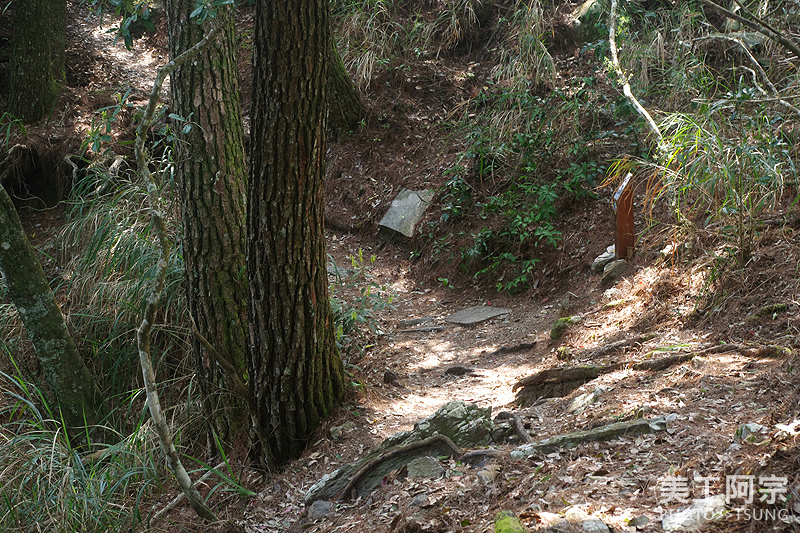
[
  {"xmin": 327, "ymin": 33, "xmax": 364, "ymax": 138},
  {"xmin": 166, "ymin": 0, "xmax": 249, "ymax": 444},
  {"xmin": 248, "ymin": 0, "xmax": 345, "ymax": 466},
  {"xmin": 0, "ymin": 185, "xmax": 107, "ymax": 433},
  {"xmin": 9, "ymin": 0, "xmax": 64, "ymax": 123}
]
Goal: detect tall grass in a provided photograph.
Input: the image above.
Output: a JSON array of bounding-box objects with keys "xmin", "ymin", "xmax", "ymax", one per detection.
[
  {"xmin": 331, "ymin": 0, "xmax": 493, "ymax": 89},
  {"xmin": 492, "ymin": 0, "xmax": 554, "ymax": 94},
  {"xmin": 0, "ymin": 364, "xmax": 163, "ymax": 533},
  {"xmin": 57, "ymin": 163, "xmax": 188, "ymax": 399}
]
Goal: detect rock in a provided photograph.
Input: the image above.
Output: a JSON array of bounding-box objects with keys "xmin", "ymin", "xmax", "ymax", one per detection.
[
  {"xmin": 406, "ymin": 456, "xmax": 445, "ymax": 479},
  {"xmin": 661, "ymin": 495, "xmax": 726, "ymax": 531},
  {"xmin": 563, "ymin": 506, "xmax": 610, "ymax": 532},
  {"xmin": 326, "ymin": 262, "xmax": 354, "ymax": 279},
  {"xmin": 510, "ymin": 417, "xmax": 667, "ymax": 458},
  {"xmin": 566, "ymin": 385, "xmax": 611, "ymax": 414},
  {"xmin": 306, "ymin": 500, "xmax": 335, "ymax": 520},
  {"xmin": 329, "ymin": 420, "xmax": 357, "ymax": 440},
  {"xmin": 627, "ymin": 515, "xmax": 649, "ymax": 528},
  {"xmin": 550, "ymin": 316, "xmax": 581, "ymax": 340},
  {"xmin": 409, "ymin": 493, "xmax": 429, "ymax": 507},
  {"xmin": 602, "ymin": 287, "xmax": 623, "ymax": 300},
  {"xmin": 378, "ymin": 188, "xmax": 434, "ymax": 238},
  {"xmin": 397, "ymin": 316, "xmax": 434, "ymax": 328},
  {"xmin": 579, "ymin": 519, "xmax": 610, "ymax": 532},
  {"xmin": 591, "ymin": 245, "xmax": 616, "ymax": 273},
  {"xmin": 383, "ymin": 400, "xmax": 500, "ymax": 449},
  {"xmin": 494, "ymin": 510, "xmax": 527, "ymax": 533},
  {"xmin": 734, "ymin": 422, "xmax": 767, "ymax": 442},
  {"xmin": 444, "ymin": 365, "xmax": 476, "ymax": 376},
  {"xmin": 305, "ymin": 401, "xmax": 508, "ymax": 504},
  {"xmin": 601, "ymin": 259, "xmax": 627, "ymax": 286},
  {"xmin": 446, "ymin": 305, "xmax": 510, "ymax": 326},
  {"xmin": 536, "ymin": 512, "xmax": 571, "ymax": 532}
]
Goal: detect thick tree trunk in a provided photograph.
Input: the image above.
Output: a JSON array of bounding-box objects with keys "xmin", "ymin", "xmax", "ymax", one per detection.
[
  {"xmin": 9, "ymin": 0, "xmax": 64, "ymax": 123},
  {"xmin": 327, "ymin": 34, "xmax": 364, "ymax": 138},
  {"xmin": 248, "ymin": 0, "xmax": 345, "ymax": 465},
  {"xmin": 0, "ymin": 185, "xmax": 107, "ymax": 434},
  {"xmin": 166, "ymin": 1, "xmax": 249, "ymax": 443}
]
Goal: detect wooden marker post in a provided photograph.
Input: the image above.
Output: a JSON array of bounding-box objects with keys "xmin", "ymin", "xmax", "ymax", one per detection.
[{"xmin": 613, "ymin": 172, "xmax": 634, "ymax": 259}]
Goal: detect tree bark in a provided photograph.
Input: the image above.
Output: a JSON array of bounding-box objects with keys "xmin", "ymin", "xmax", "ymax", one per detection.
[
  {"xmin": 327, "ymin": 33, "xmax": 364, "ymax": 138},
  {"xmin": 248, "ymin": 0, "xmax": 345, "ymax": 466},
  {"xmin": 0, "ymin": 185, "xmax": 107, "ymax": 435},
  {"xmin": 166, "ymin": 0, "xmax": 250, "ymax": 444},
  {"xmin": 9, "ymin": 0, "xmax": 64, "ymax": 123}
]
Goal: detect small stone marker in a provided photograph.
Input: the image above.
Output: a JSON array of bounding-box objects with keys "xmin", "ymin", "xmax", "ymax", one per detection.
[
  {"xmin": 591, "ymin": 245, "xmax": 616, "ymax": 273},
  {"xmin": 446, "ymin": 305, "xmax": 510, "ymax": 326},
  {"xmin": 378, "ymin": 188, "xmax": 434, "ymax": 238}
]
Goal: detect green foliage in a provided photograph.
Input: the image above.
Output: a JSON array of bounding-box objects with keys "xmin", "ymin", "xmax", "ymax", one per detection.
[
  {"xmin": 59, "ymin": 137, "xmax": 186, "ymax": 400},
  {"xmin": 331, "ymin": 0, "xmax": 491, "ymax": 89},
  {"xmin": 329, "ymin": 250, "xmax": 395, "ymax": 358},
  {"xmin": 0, "ymin": 364, "xmax": 162, "ymax": 533},
  {"xmin": 654, "ymin": 104, "xmax": 797, "ymax": 263},
  {"xmin": 82, "ymin": 90, "xmax": 133, "ymax": 155},
  {"xmin": 447, "ymin": 87, "xmax": 608, "ymax": 292},
  {"xmin": 0, "ymin": 113, "xmax": 26, "ymax": 149}
]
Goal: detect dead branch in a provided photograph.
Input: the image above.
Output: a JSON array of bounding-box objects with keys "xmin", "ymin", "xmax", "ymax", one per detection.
[
  {"xmin": 692, "ymin": 0, "xmax": 800, "ymax": 60},
  {"xmin": 608, "ymin": 0, "xmax": 663, "ymax": 147},
  {"xmin": 513, "ymin": 344, "xmax": 792, "ymax": 406},
  {"xmin": 582, "ymin": 334, "xmax": 658, "ymax": 359},
  {"xmin": 135, "ymin": 19, "xmax": 225, "ymax": 523}
]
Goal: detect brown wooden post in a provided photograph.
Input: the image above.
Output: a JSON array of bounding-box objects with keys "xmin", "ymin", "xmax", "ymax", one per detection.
[{"xmin": 613, "ymin": 172, "xmax": 635, "ymax": 259}]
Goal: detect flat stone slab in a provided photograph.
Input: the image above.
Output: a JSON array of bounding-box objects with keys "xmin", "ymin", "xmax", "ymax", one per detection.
[
  {"xmin": 378, "ymin": 189, "xmax": 434, "ymax": 238},
  {"xmin": 446, "ymin": 306, "xmax": 510, "ymax": 326}
]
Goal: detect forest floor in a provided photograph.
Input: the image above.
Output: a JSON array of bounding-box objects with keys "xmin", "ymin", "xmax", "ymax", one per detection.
[{"xmin": 7, "ymin": 2, "xmax": 800, "ymax": 533}]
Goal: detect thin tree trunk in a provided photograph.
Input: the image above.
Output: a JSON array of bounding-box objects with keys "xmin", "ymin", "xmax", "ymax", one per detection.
[
  {"xmin": 327, "ymin": 33, "xmax": 364, "ymax": 138},
  {"xmin": 0, "ymin": 185, "xmax": 107, "ymax": 435},
  {"xmin": 248, "ymin": 0, "xmax": 345, "ymax": 466},
  {"xmin": 166, "ymin": 0, "xmax": 249, "ymax": 445}
]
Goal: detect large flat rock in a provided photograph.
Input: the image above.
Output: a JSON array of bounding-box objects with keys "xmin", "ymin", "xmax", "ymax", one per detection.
[
  {"xmin": 378, "ymin": 189, "xmax": 434, "ymax": 238},
  {"xmin": 446, "ymin": 305, "xmax": 510, "ymax": 326}
]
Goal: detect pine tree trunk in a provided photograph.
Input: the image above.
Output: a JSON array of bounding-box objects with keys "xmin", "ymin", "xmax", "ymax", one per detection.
[
  {"xmin": 327, "ymin": 34, "xmax": 364, "ymax": 138},
  {"xmin": 0, "ymin": 185, "xmax": 107, "ymax": 435},
  {"xmin": 9, "ymin": 0, "xmax": 64, "ymax": 123},
  {"xmin": 248, "ymin": 0, "xmax": 345, "ymax": 465},
  {"xmin": 166, "ymin": 1, "xmax": 249, "ymax": 442}
]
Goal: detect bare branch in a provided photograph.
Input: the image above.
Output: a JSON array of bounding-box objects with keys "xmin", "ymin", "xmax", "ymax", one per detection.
[
  {"xmin": 693, "ymin": 0, "xmax": 800, "ymax": 60},
  {"xmin": 135, "ymin": 20, "xmax": 227, "ymax": 523},
  {"xmin": 608, "ymin": 0, "xmax": 664, "ymax": 149}
]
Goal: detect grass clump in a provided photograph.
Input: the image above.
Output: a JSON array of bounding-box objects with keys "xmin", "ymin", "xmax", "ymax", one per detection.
[{"xmin": 0, "ymin": 366, "xmax": 162, "ymax": 533}]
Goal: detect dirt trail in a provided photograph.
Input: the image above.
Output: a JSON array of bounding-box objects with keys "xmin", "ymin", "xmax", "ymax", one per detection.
[{"xmin": 23, "ymin": 3, "xmax": 800, "ymax": 532}]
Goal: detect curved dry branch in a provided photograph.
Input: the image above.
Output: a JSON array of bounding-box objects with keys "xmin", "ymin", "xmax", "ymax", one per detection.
[
  {"xmin": 608, "ymin": 0, "xmax": 663, "ymax": 149},
  {"xmin": 693, "ymin": 0, "xmax": 800, "ymax": 60},
  {"xmin": 135, "ymin": 20, "xmax": 226, "ymax": 523}
]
